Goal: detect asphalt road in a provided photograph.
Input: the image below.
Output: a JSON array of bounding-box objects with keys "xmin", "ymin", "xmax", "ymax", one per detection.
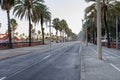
[{"xmin": 0, "ymin": 41, "xmax": 81, "ymax": 80}]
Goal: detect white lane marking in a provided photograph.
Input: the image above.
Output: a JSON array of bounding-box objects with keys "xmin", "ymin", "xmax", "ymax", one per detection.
[
  {"xmin": 0, "ymin": 77, "xmax": 6, "ymax": 80},
  {"xmin": 7, "ymin": 55, "xmax": 52, "ymax": 78},
  {"xmin": 43, "ymin": 55, "xmax": 51, "ymax": 60},
  {"xmin": 106, "ymin": 56, "xmax": 116, "ymax": 59},
  {"xmin": 103, "ymin": 49, "xmax": 118, "ymax": 56},
  {"xmin": 103, "ymin": 52, "xmax": 109, "ymax": 56},
  {"xmin": 110, "ymin": 63, "xmax": 120, "ymax": 72},
  {"xmin": 89, "ymin": 46, "xmax": 107, "ymax": 60}
]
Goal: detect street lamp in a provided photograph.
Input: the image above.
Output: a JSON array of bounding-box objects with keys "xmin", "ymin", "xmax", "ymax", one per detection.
[
  {"xmin": 97, "ymin": 0, "xmax": 102, "ymax": 60},
  {"xmin": 0, "ymin": 23, "xmax": 1, "ymax": 39},
  {"xmin": 0, "ymin": 23, "xmax": 1, "ymax": 28},
  {"xmin": 47, "ymin": 20, "xmax": 53, "ymax": 46},
  {"xmin": 116, "ymin": 0, "xmax": 120, "ymax": 49},
  {"xmin": 49, "ymin": 21, "xmax": 52, "ymax": 46},
  {"xmin": 82, "ymin": 19, "xmax": 88, "ymax": 47},
  {"xmin": 116, "ymin": 16, "xmax": 119, "ymax": 49}
]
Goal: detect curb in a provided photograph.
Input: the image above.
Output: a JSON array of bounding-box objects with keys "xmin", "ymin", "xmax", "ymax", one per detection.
[
  {"xmin": 0, "ymin": 51, "xmax": 32, "ymax": 60},
  {"xmin": 80, "ymin": 43, "xmax": 86, "ymax": 80}
]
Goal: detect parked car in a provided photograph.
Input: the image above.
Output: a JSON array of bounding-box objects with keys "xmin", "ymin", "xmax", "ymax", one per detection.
[
  {"xmin": 2, "ymin": 40, "xmax": 14, "ymax": 43},
  {"xmin": 101, "ymin": 38, "xmax": 108, "ymax": 42}
]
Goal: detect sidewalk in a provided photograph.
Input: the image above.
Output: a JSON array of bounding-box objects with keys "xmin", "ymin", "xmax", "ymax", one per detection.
[
  {"xmin": 0, "ymin": 42, "xmax": 67, "ymax": 61},
  {"xmin": 81, "ymin": 44, "xmax": 120, "ymax": 80},
  {"xmin": 0, "ymin": 42, "xmax": 66, "ymax": 60},
  {"xmin": 0, "ymin": 44, "xmax": 54, "ymax": 60}
]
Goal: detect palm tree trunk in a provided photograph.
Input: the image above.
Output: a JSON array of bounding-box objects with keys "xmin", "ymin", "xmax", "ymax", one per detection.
[
  {"xmin": 28, "ymin": 14, "xmax": 31, "ymax": 46},
  {"xmin": 7, "ymin": 10, "xmax": 13, "ymax": 48},
  {"xmin": 41, "ymin": 16, "xmax": 45, "ymax": 45},
  {"xmin": 103, "ymin": 11, "xmax": 110, "ymax": 48},
  {"xmin": 103, "ymin": 0, "xmax": 110, "ymax": 48},
  {"xmin": 56, "ymin": 30, "xmax": 58, "ymax": 41}
]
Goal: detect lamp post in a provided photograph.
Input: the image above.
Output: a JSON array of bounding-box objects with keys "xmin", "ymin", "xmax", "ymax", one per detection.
[
  {"xmin": 0, "ymin": 23, "xmax": 1, "ymax": 39},
  {"xmin": 82, "ymin": 19, "xmax": 88, "ymax": 46},
  {"xmin": 116, "ymin": 16, "xmax": 119, "ymax": 49},
  {"xmin": 45, "ymin": 19, "xmax": 52, "ymax": 46},
  {"xmin": 86, "ymin": 27, "xmax": 88, "ymax": 46},
  {"xmin": 47, "ymin": 20, "xmax": 52, "ymax": 46},
  {"xmin": 0, "ymin": 23, "xmax": 1, "ymax": 28},
  {"xmin": 97, "ymin": 0, "xmax": 102, "ymax": 60},
  {"xmin": 116, "ymin": 0, "xmax": 120, "ymax": 49}
]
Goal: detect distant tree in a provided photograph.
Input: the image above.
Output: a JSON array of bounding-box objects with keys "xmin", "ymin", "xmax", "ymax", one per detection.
[{"xmin": 52, "ymin": 18, "xmax": 60, "ymax": 37}]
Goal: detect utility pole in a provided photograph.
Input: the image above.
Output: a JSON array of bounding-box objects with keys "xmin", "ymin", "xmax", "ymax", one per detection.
[{"xmin": 97, "ymin": 0, "xmax": 102, "ymax": 60}]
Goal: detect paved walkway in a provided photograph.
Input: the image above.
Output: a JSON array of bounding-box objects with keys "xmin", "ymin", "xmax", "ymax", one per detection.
[{"xmin": 81, "ymin": 43, "xmax": 120, "ymax": 80}]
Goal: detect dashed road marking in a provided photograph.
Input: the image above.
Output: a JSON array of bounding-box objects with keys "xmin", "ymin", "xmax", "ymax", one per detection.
[
  {"xmin": 103, "ymin": 49, "xmax": 119, "ymax": 57},
  {"xmin": 43, "ymin": 55, "xmax": 51, "ymax": 60},
  {"xmin": 0, "ymin": 77, "xmax": 6, "ymax": 80},
  {"xmin": 110, "ymin": 63, "xmax": 120, "ymax": 72}
]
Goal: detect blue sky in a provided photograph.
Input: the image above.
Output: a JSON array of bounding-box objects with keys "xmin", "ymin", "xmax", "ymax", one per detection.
[{"xmin": 0, "ymin": 0, "xmax": 91, "ymax": 35}]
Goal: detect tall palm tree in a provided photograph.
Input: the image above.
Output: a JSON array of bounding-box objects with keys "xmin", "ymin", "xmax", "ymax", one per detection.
[
  {"xmin": 13, "ymin": 0, "xmax": 45, "ymax": 46},
  {"xmin": 85, "ymin": 2, "xmax": 97, "ymax": 43},
  {"xmin": 60, "ymin": 19, "xmax": 69, "ymax": 42},
  {"xmin": 59, "ymin": 20, "xmax": 68, "ymax": 35},
  {"xmin": 85, "ymin": 0, "xmax": 119, "ymax": 48},
  {"xmin": 37, "ymin": 30, "xmax": 41, "ymax": 40},
  {"xmin": 10, "ymin": 18, "xmax": 18, "ymax": 31},
  {"xmin": 39, "ymin": 5, "xmax": 51, "ymax": 44},
  {"xmin": 52, "ymin": 18, "xmax": 60, "ymax": 38},
  {"xmin": 10, "ymin": 18, "xmax": 18, "ymax": 43},
  {"xmin": 32, "ymin": 5, "xmax": 51, "ymax": 44},
  {"xmin": 0, "ymin": 0, "xmax": 15, "ymax": 48}
]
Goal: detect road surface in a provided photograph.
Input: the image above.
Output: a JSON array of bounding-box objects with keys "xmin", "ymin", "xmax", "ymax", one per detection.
[{"xmin": 0, "ymin": 41, "xmax": 81, "ymax": 80}]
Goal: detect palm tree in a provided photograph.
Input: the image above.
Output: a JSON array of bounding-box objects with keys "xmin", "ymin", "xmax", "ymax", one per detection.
[
  {"xmin": 32, "ymin": 5, "xmax": 51, "ymax": 44},
  {"xmin": 39, "ymin": 5, "xmax": 51, "ymax": 44},
  {"xmin": 37, "ymin": 30, "xmax": 41, "ymax": 40},
  {"xmin": 85, "ymin": 0, "xmax": 120, "ymax": 48},
  {"xmin": 52, "ymin": 18, "xmax": 60, "ymax": 38},
  {"xmin": 10, "ymin": 18, "xmax": 18, "ymax": 42},
  {"xmin": 0, "ymin": 0, "xmax": 15, "ymax": 48},
  {"xmin": 31, "ymin": 28, "xmax": 35, "ymax": 41},
  {"xmin": 84, "ymin": 3, "xmax": 97, "ymax": 43},
  {"xmin": 10, "ymin": 18, "xmax": 18, "ymax": 31},
  {"xmin": 60, "ymin": 20, "xmax": 69, "ymax": 42},
  {"xmin": 13, "ymin": 0, "xmax": 45, "ymax": 46}
]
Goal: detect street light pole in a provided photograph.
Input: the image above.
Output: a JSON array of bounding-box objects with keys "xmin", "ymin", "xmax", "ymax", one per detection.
[
  {"xmin": 82, "ymin": 19, "xmax": 88, "ymax": 46},
  {"xmin": 97, "ymin": 0, "xmax": 102, "ymax": 60},
  {"xmin": 86, "ymin": 27, "xmax": 88, "ymax": 46},
  {"xmin": 49, "ymin": 20, "xmax": 52, "ymax": 46},
  {"xmin": 0, "ymin": 23, "xmax": 1, "ymax": 39},
  {"xmin": 116, "ymin": 16, "xmax": 118, "ymax": 49},
  {"xmin": 0, "ymin": 23, "xmax": 1, "ymax": 28}
]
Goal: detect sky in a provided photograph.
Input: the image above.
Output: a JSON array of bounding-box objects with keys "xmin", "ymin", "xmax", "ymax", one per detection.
[{"xmin": 0, "ymin": 0, "xmax": 91, "ymax": 36}]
